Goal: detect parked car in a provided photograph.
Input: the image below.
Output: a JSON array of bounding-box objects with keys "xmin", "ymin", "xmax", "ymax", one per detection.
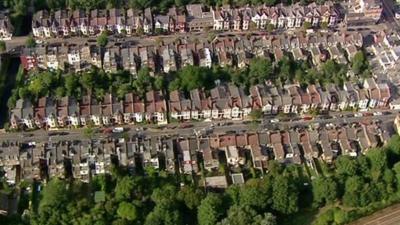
[
  {"xmin": 354, "ymin": 113, "xmax": 363, "ymax": 117},
  {"xmin": 373, "ymin": 111, "xmax": 383, "ymax": 116},
  {"xmin": 112, "ymin": 127, "xmax": 124, "ymax": 133},
  {"xmin": 270, "ymin": 119, "xmax": 280, "ymax": 123},
  {"xmin": 179, "ymin": 123, "xmax": 193, "ymax": 129}
]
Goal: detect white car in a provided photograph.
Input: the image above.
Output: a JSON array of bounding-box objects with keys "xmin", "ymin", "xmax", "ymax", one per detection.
[
  {"xmin": 354, "ymin": 113, "xmax": 363, "ymax": 117},
  {"xmin": 112, "ymin": 127, "xmax": 124, "ymax": 133},
  {"xmin": 270, "ymin": 119, "xmax": 280, "ymax": 123},
  {"xmin": 373, "ymin": 112, "xmax": 383, "ymax": 116}
]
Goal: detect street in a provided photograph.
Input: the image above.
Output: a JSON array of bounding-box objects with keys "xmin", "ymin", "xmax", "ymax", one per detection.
[
  {"xmin": 3, "ymin": 22, "xmax": 389, "ymax": 53},
  {"xmin": 0, "ymin": 110, "xmax": 396, "ymax": 144}
]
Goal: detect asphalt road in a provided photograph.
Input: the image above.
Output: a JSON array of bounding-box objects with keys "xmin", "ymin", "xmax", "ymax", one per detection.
[
  {"xmin": 3, "ymin": 22, "xmax": 388, "ymax": 52},
  {"xmin": 0, "ymin": 110, "xmax": 396, "ymax": 144}
]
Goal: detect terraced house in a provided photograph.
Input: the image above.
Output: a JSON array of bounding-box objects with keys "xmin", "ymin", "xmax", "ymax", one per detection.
[
  {"xmin": 0, "ymin": 121, "xmax": 394, "ymax": 183},
  {"xmin": 31, "ymin": 2, "xmax": 342, "ymax": 38},
  {"xmin": 10, "ymin": 78, "xmax": 392, "ymax": 130}
]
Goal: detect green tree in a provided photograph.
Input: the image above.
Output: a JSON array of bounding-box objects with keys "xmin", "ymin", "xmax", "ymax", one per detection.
[
  {"xmin": 320, "ymin": 21, "xmax": 328, "ymax": 29},
  {"xmin": 366, "ymin": 149, "xmax": 388, "ymax": 181},
  {"xmin": 133, "ymin": 67, "xmax": 154, "ymax": 98},
  {"xmin": 18, "ymin": 87, "xmax": 30, "ymax": 99},
  {"xmin": 198, "ymin": 194, "xmax": 226, "ymax": 225},
  {"xmin": 115, "ymin": 176, "xmax": 134, "ymax": 201},
  {"xmin": 249, "ymin": 109, "xmax": 263, "ymax": 121},
  {"xmin": 55, "ymin": 86, "xmax": 66, "ymax": 98},
  {"xmin": 218, "ymin": 205, "xmax": 258, "ymax": 225},
  {"xmin": 266, "ymin": 23, "xmax": 275, "ymax": 32},
  {"xmin": 97, "ymin": 31, "xmax": 108, "ymax": 47},
  {"xmin": 253, "ymin": 213, "xmax": 277, "ymax": 225},
  {"xmin": 303, "ymin": 21, "xmax": 312, "ymax": 30},
  {"xmin": 342, "ymin": 176, "xmax": 364, "ymax": 207},
  {"xmin": 26, "ymin": 35, "xmax": 36, "ymax": 48},
  {"xmin": 117, "ymin": 83, "xmax": 132, "ymax": 100},
  {"xmin": 151, "ymin": 184, "xmax": 178, "ymax": 206},
  {"xmin": 332, "ymin": 208, "xmax": 348, "ymax": 224},
  {"xmin": 248, "ymin": 58, "xmax": 273, "ymax": 85},
  {"xmin": 177, "ymin": 186, "xmax": 205, "ymax": 210},
  {"xmin": 351, "ymin": 51, "xmax": 368, "ymax": 75},
  {"xmin": 239, "ymin": 179, "xmax": 272, "ymax": 211},
  {"xmin": 28, "ymin": 77, "xmax": 45, "ymax": 97},
  {"xmin": 312, "ymin": 177, "xmax": 338, "ymax": 206},
  {"xmin": 154, "ymin": 76, "xmax": 166, "ymax": 91},
  {"xmin": 65, "ymin": 74, "xmax": 80, "ymax": 97},
  {"xmin": 129, "ymin": 0, "xmax": 153, "ymax": 9},
  {"xmin": 117, "ymin": 202, "xmax": 137, "ymax": 221},
  {"xmin": 145, "ymin": 205, "xmax": 183, "ymax": 225},
  {"xmin": 272, "ymin": 175, "xmax": 298, "ymax": 214},
  {"xmin": 80, "ymin": 71, "xmax": 96, "ymax": 93},
  {"xmin": 335, "ymin": 156, "xmax": 358, "ymax": 176},
  {"xmin": 0, "ymin": 41, "xmax": 6, "ymax": 52}
]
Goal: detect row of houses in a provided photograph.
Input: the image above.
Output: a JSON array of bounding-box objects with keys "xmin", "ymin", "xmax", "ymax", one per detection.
[
  {"xmin": 369, "ymin": 31, "xmax": 400, "ymax": 72},
  {"xmin": 0, "ymin": 120, "xmax": 393, "ymax": 184},
  {"xmin": 345, "ymin": 0, "xmax": 383, "ymax": 26},
  {"xmin": 10, "ymin": 78, "xmax": 392, "ymax": 130},
  {"xmin": 31, "ymin": 2, "xmax": 342, "ymax": 38},
  {"xmin": 10, "ymin": 91, "xmax": 167, "ymax": 129},
  {"xmin": 20, "ymin": 31, "xmax": 363, "ymax": 74},
  {"xmin": 0, "ymin": 12, "xmax": 13, "ymax": 40}
]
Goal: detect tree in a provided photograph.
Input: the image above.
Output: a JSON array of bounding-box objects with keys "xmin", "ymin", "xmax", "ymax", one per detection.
[
  {"xmin": 248, "ymin": 58, "xmax": 273, "ymax": 85},
  {"xmin": 145, "ymin": 205, "xmax": 183, "ymax": 225},
  {"xmin": 239, "ymin": 179, "xmax": 272, "ymax": 211},
  {"xmin": 117, "ymin": 83, "xmax": 132, "ymax": 100},
  {"xmin": 272, "ymin": 175, "xmax": 298, "ymax": 214},
  {"xmin": 97, "ymin": 31, "xmax": 108, "ymax": 47},
  {"xmin": 28, "ymin": 77, "xmax": 45, "ymax": 97},
  {"xmin": 18, "ymin": 87, "xmax": 30, "ymax": 99},
  {"xmin": 277, "ymin": 56, "xmax": 294, "ymax": 83},
  {"xmin": 351, "ymin": 51, "xmax": 368, "ymax": 75},
  {"xmin": 129, "ymin": 0, "xmax": 153, "ymax": 9},
  {"xmin": 335, "ymin": 156, "xmax": 358, "ymax": 176},
  {"xmin": 342, "ymin": 176, "xmax": 365, "ymax": 207},
  {"xmin": 253, "ymin": 213, "xmax": 277, "ymax": 225},
  {"xmin": 198, "ymin": 194, "xmax": 226, "ymax": 225},
  {"xmin": 80, "ymin": 71, "xmax": 96, "ymax": 92},
  {"xmin": 55, "ymin": 86, "xmax": 66, "ymax": 98},
  {"xmin": 0, "ymin": 41, "xmax": 6, "ymax": 52},
  {"xmin": 117, "ymin": 202, "xmax": 137, "ymax": 221},
  {"xmin": 177, "ymin": 186, "xmax": 205, "ymax": 210},
  {"xmin": 266, "ymin": 23, "xmax": 275, "ymax": 33},
  {"xmin": 366, "ymin": 149, "xmax": 388, "ymax": 180},
  {"xmin": 26, "ymin": 35, "xmax": 36, "ymax": 48},
  {"xmin": 249, "ymin": 109, "xmax": 263, "ymax": 121},
  {"xmin": 303, "ymin": 21, "xmax": 312, "ymax": 30},
  {"xmin": 65, "ymin": 74, "xmax": 80, "ymax": 97},
  {"xmin": 218, "ymin": 205, "xmax": 258, "ymax": 225},
  {"xmin": 151, "ymin": 184, "xmax": 178, "ymax": 206},
  {"xmin": 312, "ymin": 177, "xmax": 338, "ymax": 206},
  {"xmin": 333, "ymin": 208, "xmax": 349, "ymax": 224},
  {"xmin": 154, "ymin": 76, "xmax": 165, "ymax": 91},
  {"xmin": 115, "ymin": 176, "xmax": 134, "ymax": 201},
  {"xmin": 133, "ymin": 67, "xmax": 154, "ymax": 98},
  {"xmin": 83, "ymin": 126, "xmax": 95, "ymax": 138},
  {"xmin": 264, "ymin": 0, "xmax": 276, "ymax": 6},
  {"xmin": 320, "ymin": 21, "xmax": 328, "ymax": 29}
]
